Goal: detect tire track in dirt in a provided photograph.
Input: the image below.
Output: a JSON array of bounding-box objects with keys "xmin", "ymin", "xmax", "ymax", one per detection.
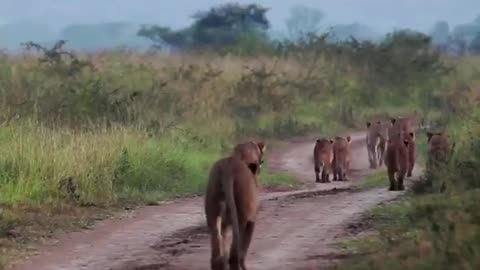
[{"xmin": 9, "ymin": 131, "xmax": 420, "ymax": 270}]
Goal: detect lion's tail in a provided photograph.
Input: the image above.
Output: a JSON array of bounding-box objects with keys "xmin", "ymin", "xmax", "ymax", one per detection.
[{"xmin": 224, "ymin": 172, "xmax": 242, "ymax": 262}]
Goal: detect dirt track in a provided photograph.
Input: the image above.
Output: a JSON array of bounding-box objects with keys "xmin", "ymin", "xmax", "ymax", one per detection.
[{"xmin": 10, "ymin": 132, "xmax": 421, "ymax": 270}]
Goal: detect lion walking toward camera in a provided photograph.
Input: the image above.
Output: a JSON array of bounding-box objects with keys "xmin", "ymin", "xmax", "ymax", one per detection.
[{"xmin": 390, "ymin": 117, "xmax": 416, "ymax": 177}]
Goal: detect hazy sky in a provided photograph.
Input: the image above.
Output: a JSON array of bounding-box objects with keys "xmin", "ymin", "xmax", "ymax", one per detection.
[{"xmin": 1, "ymin": 0, "xmax": 479, "ymax": 33}]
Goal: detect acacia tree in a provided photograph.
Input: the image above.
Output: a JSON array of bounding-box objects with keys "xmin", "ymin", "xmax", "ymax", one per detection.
[{"xmin": 138, "ymin": 3, "xmax": 270, "ymax": 50}]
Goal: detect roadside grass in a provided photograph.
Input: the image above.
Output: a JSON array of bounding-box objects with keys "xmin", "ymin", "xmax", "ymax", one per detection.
[
  {"xmin": 261, "ymin": 171, "xmax": 300, "ymax": 187},
  {"xmin": 338, "ymin": 190, "xmax": 480, "ymax": 270},
  {"xmin": 352, "ymin": 171, "xmax": 387, "ymax": 190},
  {"xmin": 336, "ymin": 109, "xmax": 480, "ymax": 270}
]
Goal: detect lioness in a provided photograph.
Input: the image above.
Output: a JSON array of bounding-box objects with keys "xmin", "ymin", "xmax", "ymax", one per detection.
[
  {"xmin": 426, "ymin": 132, "xmax": 452, "ymax": 170},
  {"xmin": 390, "ymin": 117, "xmax": 416, "ymax": 177},
  {"xmin": 332, "ymin": 136, "xmax": 352, "ymax": 181},
  {"xmin": 313, "ymin": 138, "xmax": 334, "ymax": 183},
  {"xmin": 205, "ymin": 142, "xmax": 266, "ymax": 270},
  {"xmin": 384, "ymin": 131, "xmax": 409, "ymax": 191},
  {"xmin": 366, "ymin": 121, "xmax": 388, "ymax": 169},
  {"xmin": 426, "ymin": 132, "xmax": 455, "ymax": 191}
]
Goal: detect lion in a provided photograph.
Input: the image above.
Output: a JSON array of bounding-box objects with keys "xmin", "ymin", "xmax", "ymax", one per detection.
[
  {"xmin": 426, "ymin": 132, "xmax": 455, "ymax": 191},
  {"xmin": 426, "ymin": 132, "xmax": 452, "ymax": 171},
  {"xmin": 332, "ymin": 135, "xmax": 352, "ymax": 181},
  {"xmin": 313, "ymin": 138, "xmax": 334, "ymax": 183},
  {"xmin": 366, "ymin": 121, "xmax": 389, "ymax": 169},
  {"xmin": 390, "ymin": 117, "xmax": 416, "ymax": 177},
  {"xmin": 384, "ymin": 131, "xmax": 409, "ymax": 191},
  {"xmin": 205, "ymin": 142, "xmax": 266, "ymax": 270}
]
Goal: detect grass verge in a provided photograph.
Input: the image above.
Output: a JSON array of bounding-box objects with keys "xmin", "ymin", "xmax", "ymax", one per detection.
[{"xmin": 352, "ymin": 171, "xmax": 387, "ymax": 190}]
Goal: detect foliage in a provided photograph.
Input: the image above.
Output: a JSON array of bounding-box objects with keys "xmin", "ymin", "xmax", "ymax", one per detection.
[{"xmin": 138, "ymin": 3, "xmax": 270, "ymax": 50}]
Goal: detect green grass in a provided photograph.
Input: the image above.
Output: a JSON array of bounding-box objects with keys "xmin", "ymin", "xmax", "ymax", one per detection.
[
  {"xmin": 353, "ymin": 171, "xmax": 387, "ymax": 190},
  {"xmin": 415, "ymin": 129, "xmax": 430, "ymax": 164},
  {"xmin": 0, "ymin": 123, "xmax": 219, "ymax": 206},
  {"xmin": 261, "ymin": 171, "xmax": 299, "ymax": 187},
  {"xmin": 338, "ymin": 190, "xmax": 480, "ymax": 270}
]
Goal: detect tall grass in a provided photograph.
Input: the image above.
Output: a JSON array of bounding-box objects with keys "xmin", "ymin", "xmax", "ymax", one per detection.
[{"xmin": 0, "ymin": 122, "xmax": 219, "ymax": 206}]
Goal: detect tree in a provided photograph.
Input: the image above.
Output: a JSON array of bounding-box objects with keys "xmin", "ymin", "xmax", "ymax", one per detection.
[
  {"xmin": 286, "ymin": 5, "xmax": 324, "ymax": 41},
  {"xmin": 138, "ymin": 3, "xmax": 271, "ymax": 50}
]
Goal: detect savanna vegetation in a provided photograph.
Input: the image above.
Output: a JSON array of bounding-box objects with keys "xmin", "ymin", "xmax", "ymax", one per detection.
[
  {"xmin": 338, "ymin": 106, "xmax": 480, "ymax": 270},
  {"xmin": 1, "ymin": 2, "xmax": 480, "ymax": 269}
]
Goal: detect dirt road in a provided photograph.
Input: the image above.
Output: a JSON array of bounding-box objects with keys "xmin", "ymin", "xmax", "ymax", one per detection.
[{"xmin": 10, "ymin": 132, "xmax": 420, "ymax": 270}]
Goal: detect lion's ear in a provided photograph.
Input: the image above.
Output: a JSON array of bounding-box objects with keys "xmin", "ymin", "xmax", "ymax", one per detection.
[
  {"xmin": 346, "ymin": 136, "xmax": 352, "ymax": 143},
  {"xmin": 256, "ymin": 141, "xmax": 266, "ymax": 153},
  {"xmin": 366, "ymin": 121, "xmax": 371, "ymax": 128},
  {"xmin": 329, "ymin": 139, "xmax": 334, "ymax": 144}
]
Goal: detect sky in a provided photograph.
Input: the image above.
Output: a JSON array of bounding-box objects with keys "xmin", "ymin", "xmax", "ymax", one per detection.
[{"xmin": 1, "ymin": 0, "xmax": 480, "ymax": 34}]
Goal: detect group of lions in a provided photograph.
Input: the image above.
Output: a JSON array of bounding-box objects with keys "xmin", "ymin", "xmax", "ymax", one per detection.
[
  {"xmin": 203, "ymin": 116, "xmax": 454, "ymax": 270},
  {"xmin": 313, "ymin": 116, "xmax": 454, "ymax": 191},
  {"xmin": 313, "ymin": 136, "xmax": 352, "ymax": 183},
  {"xmin": 204, "ymin": 141, "xmax": 266, "ymax": 270},
  {"xmin": 363, "ymin": 116, "xmax": 453, "ymax": 191}
]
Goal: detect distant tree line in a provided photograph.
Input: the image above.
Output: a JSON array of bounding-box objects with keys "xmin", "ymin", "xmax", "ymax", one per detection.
[
  {"xmin": 430, "ymin": 16, "xmax": 480, "ymax": 55},
  {"xmin": 1, "ymin": 2, "xmax": 480, "ymax": 56}
]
